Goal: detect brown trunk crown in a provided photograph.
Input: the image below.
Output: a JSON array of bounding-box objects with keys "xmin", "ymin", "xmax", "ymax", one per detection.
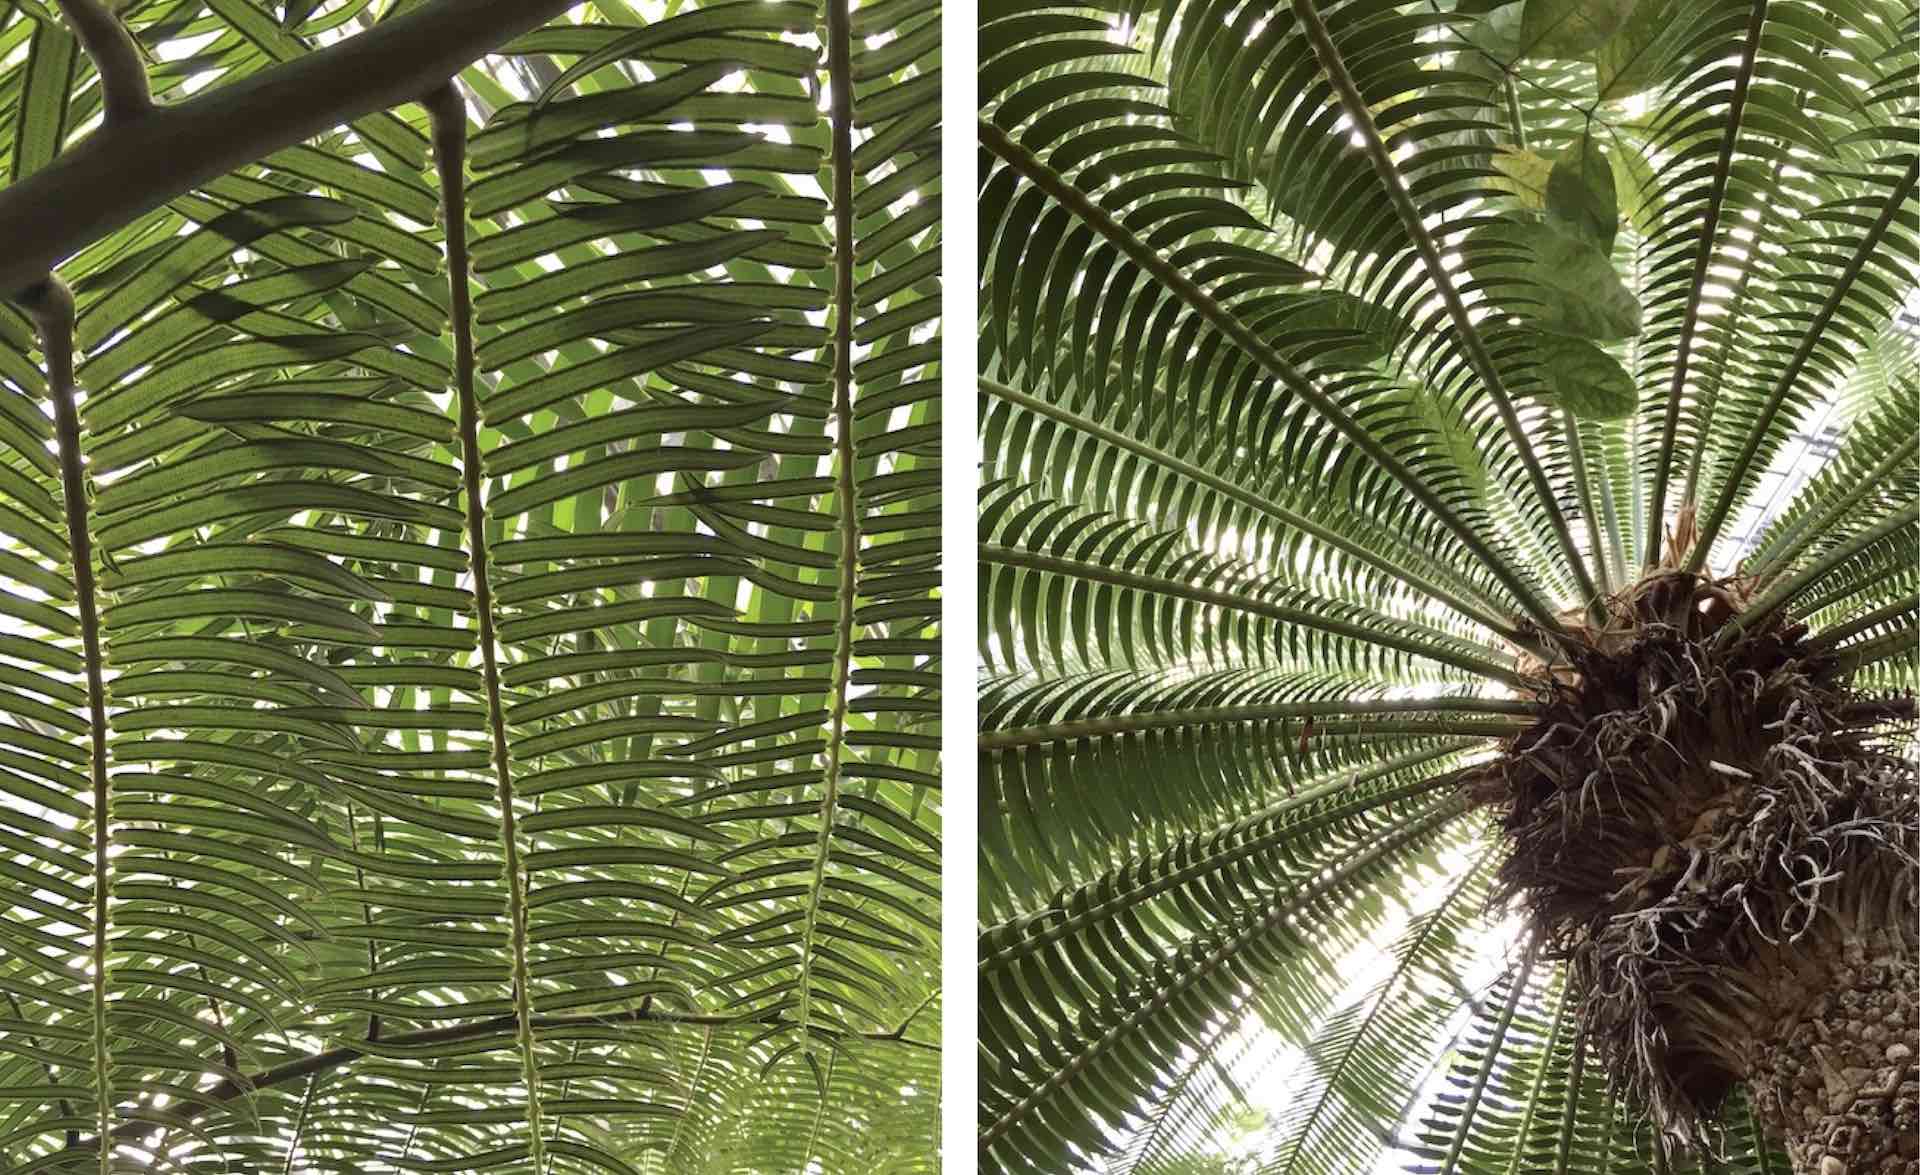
[{"xmin": 1469, "ymin": 568, "xmax": 1917, "ymax": 1167}]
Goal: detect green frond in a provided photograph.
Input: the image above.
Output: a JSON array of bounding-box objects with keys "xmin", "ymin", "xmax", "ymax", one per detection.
[
  {"xmin": 1408, "ymin": 959, "xmax": 1796, "ymax": 1175},
  {"xmin": 0, "ymin": 0, "xmax": 938, "ymax": 1169},
  {"xmin": 979, "ymin": 0, "xmax": 1917, "ymax": 1170},
  {"xmin": 1258, "ymin": 840, "xmax": 1501, "ymax": 1175},
  {"xmin": 981, "ymin": 792, "xmax": 1472, "ymax": 1172}
]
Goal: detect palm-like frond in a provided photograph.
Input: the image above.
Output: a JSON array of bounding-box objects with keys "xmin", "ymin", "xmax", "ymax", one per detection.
[
  {"xmin": 977, "ymin": 0, "xmax": 1916, "ymax": 1169},
  {"xmin": 0, "ymin": 1, "xmax": 939, "ymax": 1170}
]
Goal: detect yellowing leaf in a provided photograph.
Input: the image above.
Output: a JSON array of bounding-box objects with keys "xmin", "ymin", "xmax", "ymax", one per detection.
[{"xmin": 1490, "ymin": 145, "xmax": 1553, "ymax": 209}]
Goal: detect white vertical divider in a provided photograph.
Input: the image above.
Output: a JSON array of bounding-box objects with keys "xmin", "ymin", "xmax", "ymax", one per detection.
[{"xmin": 939, "ymin": 0, "xmax": 979, "ymax": 1165}]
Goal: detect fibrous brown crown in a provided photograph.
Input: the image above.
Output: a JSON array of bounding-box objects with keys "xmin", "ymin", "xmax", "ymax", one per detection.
[{"xmin": 1468, "ymin": 566, "xmax": 1917, "ymax": 1158}]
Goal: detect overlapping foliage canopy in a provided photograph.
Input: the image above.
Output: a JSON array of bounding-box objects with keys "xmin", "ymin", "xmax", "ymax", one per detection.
[
  {"xmin": 0, "ymin": 0, "xmax": 942, "ymax": 1170},
  {"xmin": 977, "ymin": 0, "xmax": 1916, "ymax": 1170}
]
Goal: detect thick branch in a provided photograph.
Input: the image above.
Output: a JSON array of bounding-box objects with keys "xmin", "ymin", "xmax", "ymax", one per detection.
[
  {"xmin": 53, "ymin": 0, "xmax": 151, "ymax": 124},
  {"xmin": 0, "ymin": 0, "xmax": 577, "ymax": 297}
]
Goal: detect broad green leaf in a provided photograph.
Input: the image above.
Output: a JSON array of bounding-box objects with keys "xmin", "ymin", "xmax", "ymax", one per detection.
[
  {"xmin": 1520, "ymin": 0, "xmax": 1637, "ymax": 58},
  {"xmin": 1527, "ymin": 332, "xmax": 1637, "ymax": 419},
  {"xmin": 1466, "ymin": 219, "xmax": 1642, "ymax": 339},
  {"xmin": 1605, "ymin": 133, "xmax": 1659, "ymax": 236},
  {"xmin": 1595, "ymin": 0, "xmax": 1690, "ymax": 100},
  {"xmin": 1545, "ymin": 132, "xmax": 1617, "ymax": 252}
]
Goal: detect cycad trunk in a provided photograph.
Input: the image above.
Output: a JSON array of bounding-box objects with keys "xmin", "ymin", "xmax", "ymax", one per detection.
[
  {"xmin": 1469, "ymin": 567, "xmax": 1918, "ymax": 1174},
  {"xmin": 1744, "ymin": 928, "xmax": 1917, "ymax": 1175}
]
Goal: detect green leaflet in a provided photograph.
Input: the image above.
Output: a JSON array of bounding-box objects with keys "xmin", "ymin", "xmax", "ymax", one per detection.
[
  {"xmin": 80, "ymin": 259, "xmax": 377, "ymax": 388},
  {"xmin": 107, "ymin": 640, "xmax": 362, "ymax": 707},
  {"xmin": 487, "ymin": 447, "xmax": 765, "ymax": 517},
  {"xmin": 469, "ymin": 184, "xmax": 765, "ymax": 272},
  {"xmin": 521, "ymin": 0, "xmax": 817, "ymax": 100},
  {"xmin": 466, "ymin": 132, "xmax": 821, "ymax": 217},
  {"xmin": 486, "ymin": 401, "xmax": 772, "ymax": 474},
  {"xmin": 172, "ymin": 390, "xmax": 456, "ymax": 443},
  {"xmin": 473, "ymin": 62, "xmax": 816, "ymax": 169},
  {"xmin": 100, "ymin": 542, "xmax": 393, "ymax": 601},
  {"xmin": 74, "ymin": 196, "xmax": 358, "ymax": 350},
  {"xmin": 262, "ymin": 142, "xmax": 437, "ymax": 225},
  {"xmin": 520, "ymin": 804, "xmax": 733, "ymax": 845},
  {"xmin": 474, "ymin": 287, "xmax": 808, "ymax": 369},
  {"xmin": 10, "ymin": 20, "xmax": 74, "ymax": 183},
  {"xmin": 94, "ymin": 438, "xmax": 455, "ymax": 514},
  {"xmin": 95, "ymin": 481, "xmax": 455, "ymax": 549},
  {"xmin": 480, "ymin": 319, "xmax": 775, "ymax": 424},
  {"xmin": 85, "ymin": 332, "xmax": 399, "ymax": 436},
  {"xmin": 103, "ymin": 587, "xmax": 380, "ymax": 641},
  {"xmin": 472, "ymin": 230, "xmax": 791, "ymax": 324}
]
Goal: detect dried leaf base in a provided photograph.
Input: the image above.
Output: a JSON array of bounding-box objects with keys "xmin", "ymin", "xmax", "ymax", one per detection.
[{"xmin": 1471, "ymin": 567, "xmax": 1917, "ymax": 1171}]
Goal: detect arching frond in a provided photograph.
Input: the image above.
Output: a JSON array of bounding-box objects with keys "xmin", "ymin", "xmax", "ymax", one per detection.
[
  {"xmin": 0, "ymin": 1, "xmax": 940, "ymax": 1170},
  {"xmin": 977, "ymin": 0, "xmax": 1917, "ymax": 1170}
]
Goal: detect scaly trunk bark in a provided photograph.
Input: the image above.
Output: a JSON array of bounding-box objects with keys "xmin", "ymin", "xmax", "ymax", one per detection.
[
  {"xmin": 1745, "ymin": 929, "xmax": 1918, "ymax": 1175},
  {"xmin": 0, "ymin": 0, "xmax": 577, "ymax": 298}
]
